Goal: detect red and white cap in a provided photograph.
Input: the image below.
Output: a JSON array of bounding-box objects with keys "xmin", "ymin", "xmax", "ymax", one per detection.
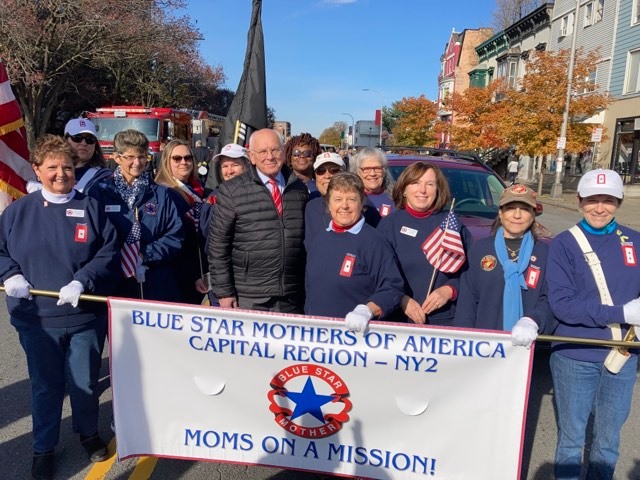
[
  {"xmin": 212, "ymin": 143, "xmax": 248, "ymax": 162},
  {"xmin": 577, "ymin": 169, "xmax": 624, "ymax": 199},
  {"xmin": 314, "ymin": 152, "xmax": 345, "ymax": 170}
]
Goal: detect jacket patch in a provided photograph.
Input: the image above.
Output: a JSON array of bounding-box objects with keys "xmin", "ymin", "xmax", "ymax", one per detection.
[
  {"xmin": 525, "ymin": 265, "xmax": 541, "ymax": 289},
  {"xmin": 75, "ymin": 224, "xmax": 88, "ymax": 243},
  {"xmin": 340, "ymin": 254, "xmax": 356, "ymax": 277},
  {"xmin": 622, "ymin": 244, "xmax": 637, "ymax": 266},
  {"xmin": 481, "ymin": 255, "xmax": 497, "ymax": 271}
]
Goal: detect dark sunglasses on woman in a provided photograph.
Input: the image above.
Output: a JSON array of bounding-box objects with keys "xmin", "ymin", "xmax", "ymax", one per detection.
[
  {"xmin": 67, "ymin": 134, "xmax": 97, "ymax": 145},
  {"xmin": 315, "ymin": 165, "xmax": 342, "ymax": 175}
]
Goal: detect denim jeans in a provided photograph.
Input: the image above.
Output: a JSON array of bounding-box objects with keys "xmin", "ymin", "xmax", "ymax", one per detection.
[
  {"xmin": 12, "ymin": 316, "xmax": 107, "ymax": 453},
  {"xmin": 550, "ymin": 351, "xmax": 637, "ymax": 480}
]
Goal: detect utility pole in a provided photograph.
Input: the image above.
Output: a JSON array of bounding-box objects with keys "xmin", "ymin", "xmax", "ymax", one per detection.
[{"xmin": 550, "ymin": 0, "xmax": 580, "ymax": 199}]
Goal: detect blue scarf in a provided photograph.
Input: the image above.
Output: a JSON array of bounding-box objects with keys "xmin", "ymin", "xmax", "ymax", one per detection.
[
  {"xmin": 580, "ymin": 218, "xmax": 617, "ymax": 235},
  {"xmin": 494, "ymin": 228, "xmax": 534, "ymax": 331},
  {"xmin": 113, "ymin": 168, "xmax": 150, "ymax": 210}
]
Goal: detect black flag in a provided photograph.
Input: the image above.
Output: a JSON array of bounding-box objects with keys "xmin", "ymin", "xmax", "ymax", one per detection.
[{"xmin": 206, "ymin": 0, "xmax": 267, "ymax": 189}]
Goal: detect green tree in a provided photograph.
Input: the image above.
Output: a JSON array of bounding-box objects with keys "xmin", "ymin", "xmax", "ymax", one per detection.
[{"xmin": 318, "ymin": 121, "xmax": 346, "ymax": 147}]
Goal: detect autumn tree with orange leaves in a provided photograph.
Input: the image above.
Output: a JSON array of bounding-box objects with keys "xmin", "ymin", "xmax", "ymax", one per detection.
[
  {"xmin": 443, "ymin": 80, "xmax": 511, "ymax": 151},
  {"xmin": 501, "ymin": 48, "xmax": 611, "ymax": 157},
  {"xmin": 390, "ymin": 95, "xmax": 438, "ymax": 146}
]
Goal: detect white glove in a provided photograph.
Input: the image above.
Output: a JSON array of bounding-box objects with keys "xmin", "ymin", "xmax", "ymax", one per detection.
[
  {"xmin": 135, "ymin": 264, "xmax": 147, "ymax": 284},
  {"xmin": 4, "ymin": 274, "xmax": 33, "ymax": 299},
  {"xmin": 345, "ymin": 304, "xmax": 373, "ymax": 334},
  {"xmin": 623, "ymin": 298, "xmax": 640, "ymax": 326},
  {"xmin": 57, "ymin": 280, "xmax": 84, "ymax": 308},
  {"xmin": 511, "ymin": 316, "xmax": 539, "ymax": 349}
]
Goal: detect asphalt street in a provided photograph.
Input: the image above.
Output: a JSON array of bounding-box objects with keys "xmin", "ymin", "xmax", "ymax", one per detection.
[{"xmin": 1, "ymin": 200, "xmax": 640, "ymax": 479}]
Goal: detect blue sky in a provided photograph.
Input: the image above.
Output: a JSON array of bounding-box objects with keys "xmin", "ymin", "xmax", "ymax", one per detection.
[{"xmin": 184, "ymin": 0, "xmax": 497, "ymax": 137}]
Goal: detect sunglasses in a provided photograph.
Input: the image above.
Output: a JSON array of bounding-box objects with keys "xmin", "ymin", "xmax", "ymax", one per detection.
[
  {"xmin": 316, "ymin": 165, "xmax": 342, "ymax": 175},
  {"xmin": 292, "ymin": 150, "xmax": 313, "ymax": 159},
  {"xmin": 68, "ymin": 134, "xmax": 96, "ymax": 145},
  {"xmin": 171, "ymin": 155, "xmax": 194, "ymax": 163}
]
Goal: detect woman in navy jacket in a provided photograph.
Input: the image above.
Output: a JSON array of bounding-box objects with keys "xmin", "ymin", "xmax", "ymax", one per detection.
[
  {"xmin": 155, "ymin": 139, "xmax": 215, "ymax": 304},
  {"xmin": 305, "ymin": 172, "xmax": 404, "ymax": 333},
  {"xmin": 454, "ymin": 184, "xmax": 556, "ymax": 344},
  {"xmin": 377, "ymin": 162, "xmax": 473, "ymax": 326},
  {"xmin": 89, "ymin": 129, "xmax": 183, "ymax": 301},
  {"xmin": 0, "ymin": 135, "xmax": 120, "ymax": 479}
]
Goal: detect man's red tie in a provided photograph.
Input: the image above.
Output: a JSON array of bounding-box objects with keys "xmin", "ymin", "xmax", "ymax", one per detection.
[{"xmin": 269, "ymin": 178, "xmax": 282, "ymax": 216}]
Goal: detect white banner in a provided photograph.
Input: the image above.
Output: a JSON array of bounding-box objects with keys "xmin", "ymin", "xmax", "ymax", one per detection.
[{"xmin": 109, "ymin": 298, "xmax": 533, "ymax": 480}]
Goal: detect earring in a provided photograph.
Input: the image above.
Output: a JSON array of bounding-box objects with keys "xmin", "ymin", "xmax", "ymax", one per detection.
[{"xmin": 403, "ymin": 192, "xmax": 407, "ymax": 197}]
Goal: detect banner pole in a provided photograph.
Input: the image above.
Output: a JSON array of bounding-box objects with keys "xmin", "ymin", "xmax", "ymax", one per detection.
[
  {"xmin": 0, "ymin": 286, "xmax": 107, "ymax": 303},
  {"xmin": 2, "ymin": 286, "xmax": 640, "ymax": 348}
]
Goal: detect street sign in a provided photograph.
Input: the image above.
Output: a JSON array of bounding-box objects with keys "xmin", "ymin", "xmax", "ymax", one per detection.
[
  {"xmin": 591, "ymin": 128, "xmax": 603, "ymax": 143},
  {"xmin": 556, "ymin": 137, "xmax": 566, "ymax": 149}
]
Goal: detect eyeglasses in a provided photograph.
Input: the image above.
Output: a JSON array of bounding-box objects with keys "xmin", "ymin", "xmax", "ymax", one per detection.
[
  {"xmin": 118, "ymin": 154, "xmax": 147, "ymax": 162},
  {"xmin": 68, "ymin": 134, "xmax": 96, "ymax": 145},
  {"xmin": 171, "ymin": 155, "xmax": 194, "ymax": 163},
  {"xmin": 360, "ymin": 166, "xmax": 384, "ymax": 174},
  {"xmin": 316, "ymin": 165, "xmax": 342, "ymax": 175},
  {"xmin": 251, "ymin": 147, "xmax": 283, "ymax": 159},
  {"xmin": 292, "ymin": 150, "xmax": 313, "ymax": 159}
]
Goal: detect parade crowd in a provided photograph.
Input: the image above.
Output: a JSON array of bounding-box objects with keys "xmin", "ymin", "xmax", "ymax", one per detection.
[{"xmin": 1, "ymin": 119, "xmax": 640, "ymax": 480}]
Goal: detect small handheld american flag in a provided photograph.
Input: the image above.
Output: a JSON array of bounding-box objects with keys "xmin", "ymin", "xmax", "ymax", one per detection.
[
  {"xmin": 421, "ymin": 211, "xmax": 465, "ymax": 273},
  {"xmin": 185, "ymin": 202, "xmax": 203, "ymax": 228},
  {"xmin": 121, "ymin": 220, "xmax": 141, "ymax": 278}
]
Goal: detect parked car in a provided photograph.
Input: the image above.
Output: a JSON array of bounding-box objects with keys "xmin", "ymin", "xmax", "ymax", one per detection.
[{"xmin": 385, "ymin": 152, "xmax": 549, "ymax": 240}]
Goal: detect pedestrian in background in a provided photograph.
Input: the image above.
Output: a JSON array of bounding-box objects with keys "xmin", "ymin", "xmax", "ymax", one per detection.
[
  {"xmin": 547, "ymin": 169, "xmax": 640, "ymax": 480},
  {"xmin": 0, "ymin": 135, "xmax": 120, "ymax": 479},
  {"xmin": 507, "ymin": 151, "xmax": 520, "ymax": 185}
]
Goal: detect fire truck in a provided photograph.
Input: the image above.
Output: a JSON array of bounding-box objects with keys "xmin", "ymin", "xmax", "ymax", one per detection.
[{"xmin": 87, "ymin": 106, "xmax": 193, "ymax": 155}]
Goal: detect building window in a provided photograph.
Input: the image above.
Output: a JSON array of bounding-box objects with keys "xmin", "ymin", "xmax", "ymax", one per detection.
[
  {"xmin": 497, "ymin": 56, "xmax": 519, "ymax": 89},
  {"xmin": 594, "ymin": 0, "xmax": 604, "ymax": 23},
  {"xmin": 625, "ymin": 50, "xmax": 640, "ymax": 93},
  {"xmin": 634, "ymin": 0, "xmax": 640, "ymax": 25},
  {"xmin": 584, "ymin": 2, "xmax": 593, "ymax": 26},
  {"xmin": 580, "ymin": 70, "xmax": 597, "ymax": 93},
  {"xmin": 561, "ymin": 12, "xmax": 574, "ymax": 36}
]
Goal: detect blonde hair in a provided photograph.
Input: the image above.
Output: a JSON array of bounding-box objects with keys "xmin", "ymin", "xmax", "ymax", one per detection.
[{"xmin": 154, "ymin": 140, "xmax": 198, "ymax": 202}]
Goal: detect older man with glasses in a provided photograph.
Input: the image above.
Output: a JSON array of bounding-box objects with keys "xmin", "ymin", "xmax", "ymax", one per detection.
[{"xmin": 208, "ymin": 129, "xmax": 308, "ymax": 313}]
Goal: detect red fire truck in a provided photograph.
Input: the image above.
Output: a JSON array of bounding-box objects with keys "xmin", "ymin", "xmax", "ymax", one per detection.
[{"xmin": 87, "ymin": 106, "xmax": 193, "ymax": 155}]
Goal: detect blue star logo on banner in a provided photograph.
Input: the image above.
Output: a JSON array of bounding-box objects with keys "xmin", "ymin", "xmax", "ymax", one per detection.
[{"xmin": 286, "ymin": 377, "xmax": 335, "ymax": 422}]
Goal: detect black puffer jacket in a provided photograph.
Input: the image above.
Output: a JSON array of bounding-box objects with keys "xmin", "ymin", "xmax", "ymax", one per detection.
[{"xmin": 208, "ymin": 165, "xmax": 308, "ymax": 299}]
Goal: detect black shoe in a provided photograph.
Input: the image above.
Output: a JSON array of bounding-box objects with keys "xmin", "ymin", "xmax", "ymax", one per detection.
[
  {"xmin": 31, "ymin": 450, "xmax": 54, "ymax": 480},
  {"xmin": 79, "ymin": 433, "xmax": 108, "ymax": 462}
]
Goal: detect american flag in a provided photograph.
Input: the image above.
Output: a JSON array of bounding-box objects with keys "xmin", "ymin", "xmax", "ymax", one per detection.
[
  {"xmin": 121, "ymin": 221, "xmax": 141, "ymax": 278},
  {"xmin": 184, "ymin": 202, "xmax": 203, "ymax": 228},
  {"xmin": 421, "ymin": 212, "xmax": 466, "ymax": 273},
  {"xmin": 0, "ymin": 60, "xmax": 36, "ymax": 211}
]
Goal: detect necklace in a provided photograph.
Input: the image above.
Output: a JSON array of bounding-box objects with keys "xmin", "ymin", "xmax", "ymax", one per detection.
[{"xmin": 504, "ymin": 237, "xmax": 523, "ymax": 261}]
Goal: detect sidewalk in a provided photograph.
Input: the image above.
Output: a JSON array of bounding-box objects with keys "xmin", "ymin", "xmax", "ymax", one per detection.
[{"xmin": 522, "ymin": 173, "xmax": 640, "ymax": 229}]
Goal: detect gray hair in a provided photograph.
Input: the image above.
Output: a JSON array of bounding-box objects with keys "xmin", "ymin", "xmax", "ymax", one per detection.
[{"xmin": 348, "ymin": 146, "xmax": 393, "ymax": 194}]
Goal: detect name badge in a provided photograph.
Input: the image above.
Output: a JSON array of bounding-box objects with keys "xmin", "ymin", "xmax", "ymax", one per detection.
[
  {"xmin": 525, "ymin": 265, "xmax": 540, "ymax": 289},
  {"xmin": 340, "ymin": 254, "xmax": 356, "ymax": 278},
  {"xmin": 66, "ymin": 208, "xmax": 85, "ymax": 218},
  {"xmin": 400, "ymin": 226, "xmax": 418, "ymax": 237},
  {"xmin": 380, "ymin": 204, "xmax": 391, "ymax": 217},
  {"xmin": 622, "ymin": 245, "xmax": 637, "ymax": 266},
  {"xmin": 105, "ymin": 205, "xmax": 121, "ymax": 213},
  {"xmin": 75, "ymin": 224, "xmax": 88, "ymax": 243}
]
